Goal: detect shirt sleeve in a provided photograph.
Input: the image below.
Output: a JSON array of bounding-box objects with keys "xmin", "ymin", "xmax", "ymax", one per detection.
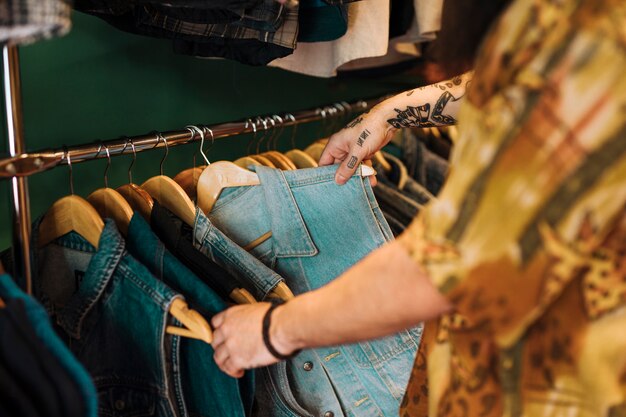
[{"xmin": 398, "ymin": 0, "xmax": 626, "ymax": 346}]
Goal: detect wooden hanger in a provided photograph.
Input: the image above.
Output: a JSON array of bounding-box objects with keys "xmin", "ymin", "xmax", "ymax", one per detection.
[
  {"xmin": 173, "ymin": 166, "xmax": 205, "ymax": 200},
  {"xmin": 38, "ymin": 149, "xmax": 104, "ymax": 249},
  {"xmin": 304, "ymin": 142, "xmax": 326, "ymax": 163},
  {"xmin": 260, "ymin": 151, "xmax": 296, "ymax": 170},
  {"xmin": 230, "ymin": 288, "xmax": 257, "ymax": 304},
  {"xmin": 116, "ymin": 139, "xmax": 154, "ymax": 220},
  {"xmin": 197, "ymin": 161, "xmax": 261, "ymax": 215},
  {"xmin": 250, "ymin": 154, "xmax": 276, "ymax": 168},
  {"xmin": 173, "ymin": 126, "xmax": 212, "ymax": 199},
  {"xmin": 233, "ymin": 156, "xmax": 262, "ymax": 170},
  {"xmin": 86, "ymin": 145, "xmax": 133, "ymax": 236},
  {"xmin": 285, "ymin": 149, "xmax": 318, "ymax": 169},
  {"xmin": 166, "ymin": 298, "xmax": 213, "ymax": 344},
  {"xmin": 141, "ymin": 133, "xmax": 197, "ymax": 227}
]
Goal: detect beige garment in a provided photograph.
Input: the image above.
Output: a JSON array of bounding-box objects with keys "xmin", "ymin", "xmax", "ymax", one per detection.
[
  {"xmin": 268, "ymin": 0, "xmax": 390, "ymax": 78},
  {"xmin": 338, "ymin": 0, "xmax": 443, "ymax": 72}
]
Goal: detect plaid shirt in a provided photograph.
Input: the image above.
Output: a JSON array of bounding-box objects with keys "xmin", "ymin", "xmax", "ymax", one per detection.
[
  {"xmin": 142, "ymin": 2, "xmax": 298, "ymax": 49},
  {"xmin": 0, "ymin": 0, "xmax": 71, "ymax": 45}
]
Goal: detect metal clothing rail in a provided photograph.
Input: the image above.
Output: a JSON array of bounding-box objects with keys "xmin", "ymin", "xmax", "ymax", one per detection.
[
  {"xmin": 0, "ymin": 95, "xmax": 391, "ymax": 179},
  {"xmin": 3, "ymin": 45, "xmax": 32, "ymax": 294}
]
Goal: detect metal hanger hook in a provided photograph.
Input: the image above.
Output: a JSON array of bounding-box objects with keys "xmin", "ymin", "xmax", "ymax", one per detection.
[
  {"xmin": 185, "ymin": 125, "xmax": 199, "ymax": 168},
  {"xmin": 271, "ymin": 115, "xmax": 284, "ymax": 150},
  {"xmin": 201, "ymin": 126, "xmax": 214, "ymax": 165},
  {"xmin": 121, "ymin": 137, "xmax": 137, "ymax": 184},
  {"xmin": 100, "ymin": 143, "xmax": 112, "ymax": 188},
  {"xmin": 156, "ymin": 132, "xmax": 168, "ymax": 176},
  {"xmin": 264, "ymin": 116, "xmax": 276, "ymax": 152},
  {"xmin": 245, "ymin": 118, "xmax": 258, "ymax": 156},
  {"xmin": 63, "ymin": 145, "xmax": 74, "ymax": 195},
  {"xmin": 284, "ymin": 113, "xmax": 297, "ymax": 149}
]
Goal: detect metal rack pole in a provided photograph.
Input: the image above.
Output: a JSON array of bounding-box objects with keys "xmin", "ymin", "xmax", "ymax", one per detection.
[
  {"xmin": 3, "ymin": 45, "xmax": 32, "ymax": 294},
  {"xmin": 0, "ymin": 95, "xmax": 394, "ymax": 178}
]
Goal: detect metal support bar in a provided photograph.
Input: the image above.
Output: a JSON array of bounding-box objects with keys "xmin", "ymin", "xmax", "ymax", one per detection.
[
  {"xmin": 0, "ymin": 95, "xmax": 393, "ymax": 178},
  {"xmin": 3, "ymin": 45, "xmax": 32, "ymax": 294}
]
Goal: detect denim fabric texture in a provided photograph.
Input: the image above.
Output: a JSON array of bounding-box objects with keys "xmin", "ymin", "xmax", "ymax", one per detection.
[
  {"xmin": 205, "ymin": 165, "xmax": 422, "ymax": 417},
  {"xmin": 150, "ymin": 200, "xmax": 241, "ymax": 301},
  {"xmin": 400, "ymin": 129, "xmax": 449, "ymax": 196},
  {"xmin": 192, "ymin": 208, "xmax": 285, "ymax": 301},
  {"xmin": 379, "ymin": 152, "xmax": 434, "ymax": 206},
  {"xmin": 0, "ymin": 274, "xmax": 97, "ymax": 417},
  {"xmin": 32, "ymin": 219, "xmax": 185, "ymax": 417},
  {"xmin": 126, "ymin": 213, "xmax": 255, "ymax": 417},
  {"xmin": 383, "ymin": 211, "xmax": 406, "ymax": 236},
  {"xmin": 374, "ymin": 178, "xmax": 422, "ymax": 227}
]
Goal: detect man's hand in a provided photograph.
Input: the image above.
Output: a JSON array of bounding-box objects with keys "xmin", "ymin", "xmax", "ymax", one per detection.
[
  {"xmin": 211, "ymin": 303, "xmax": 295, "ymax": 378},
  {"xmin": 319, "ymin": 109, "xmax": 396, "ymax": 185}
]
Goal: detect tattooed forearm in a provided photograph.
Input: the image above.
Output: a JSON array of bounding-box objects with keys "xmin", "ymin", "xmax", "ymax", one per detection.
[
  {"xmin": 387, "ymin": 90, "xmax": 461, "ymax": 129},
  {"xmin": 356, "ymin": 129, "xmax": 371, "ymax": 147},
  {"xmin": 347, "ymin": 156, "xmax": 358, "ymax": 169},
  {"xmin": 346, "ymin": 116, "xmax": 364, "ymax": 129}
]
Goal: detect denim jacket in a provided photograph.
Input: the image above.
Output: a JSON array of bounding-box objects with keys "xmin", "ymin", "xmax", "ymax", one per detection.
[
  {"xmin": 126, "ymin": 213, "xmax": 255, "ymax": 417},
  {"xmin": 204, "ymin": 165, "xmax": 423, "ymax": 417},
  {"xmin": 32, "ymin": 219, "xmax": 186, "ymax": 417}
]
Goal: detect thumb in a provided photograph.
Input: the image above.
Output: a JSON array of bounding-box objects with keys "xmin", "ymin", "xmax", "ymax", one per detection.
[{"xmin": 335, "ymin": 148, "xmax": 365, "ymax": 185}]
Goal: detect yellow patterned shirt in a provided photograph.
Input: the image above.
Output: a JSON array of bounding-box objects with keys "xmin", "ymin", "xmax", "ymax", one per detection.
[{"xmin": 399, "ymin": 0, "xmax": 626, "ymax": 416}]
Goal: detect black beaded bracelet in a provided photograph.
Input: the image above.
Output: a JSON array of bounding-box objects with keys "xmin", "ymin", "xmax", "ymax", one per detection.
[{"xmin": 262, "ymin": 299, "xmax": 300, "ymax": 360}]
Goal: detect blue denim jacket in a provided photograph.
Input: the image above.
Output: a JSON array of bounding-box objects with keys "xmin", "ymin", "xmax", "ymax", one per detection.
[
  {"xmin": 126, "ymin": 213, "xmax": 255, "ymax": 417},
  {"xmin": 204, "ymin": 165, "xmax": 423, "ymax": 417},
  {"xmin": 32, "ymin": 219, "xmax": 186, "ymax": 417},
  {"xmin": 191, "ymin": 207, "xmax": 285, "ymax": 301}
]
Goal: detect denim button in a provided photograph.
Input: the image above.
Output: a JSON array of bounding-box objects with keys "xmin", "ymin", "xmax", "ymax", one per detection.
[
  {"xmin": 115, "ymin": 400, "xmax": 125, "ymax": 411},
  {"xmin": 324, "ymin": 411, "xmax": 334, "ymax": 417},
  {"xmin": 303, "ymin": 361, "xmax": 314, "ymax": 371}
]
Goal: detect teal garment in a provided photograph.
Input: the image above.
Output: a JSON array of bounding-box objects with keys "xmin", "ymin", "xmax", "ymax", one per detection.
[
  {"xmin": 298, "ymin": 0, "xmax": 347, "ymax": 42},
  {"xmin": 126, "ymin": 213, "xmax": 255, "ymax": 417},
  {"xmin": 0, "ymin": 274, "xmax": 98, "ymax": 417}
]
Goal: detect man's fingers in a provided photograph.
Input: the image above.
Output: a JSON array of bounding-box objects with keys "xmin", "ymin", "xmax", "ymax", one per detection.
[
  {"xmin": 318, "ymin": 147, "xmax": 336, "ymax": 166},
  {"xmin": 222, "ymin": 357, "xmax": 244, "ymax": 378},
  {"xmin": 213, "ymin": 344, "xmax": 229, "ymax": 367},
  {"xmin": 211, "ymin": 311, "xmax": 225, "ymax": 329},
  {"xmin": 335, "ymin": 148, "xmax": 365, "ymax": 185}
]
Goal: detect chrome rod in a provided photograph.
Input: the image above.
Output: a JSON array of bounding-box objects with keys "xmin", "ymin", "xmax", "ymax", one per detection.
[
  {"xmin": 0, "ymin": 95, "xmax": 394, "ymax": 178},
  {"xmin": 3, "ymin": 45, "xmax": 32, "ymax": 294}
]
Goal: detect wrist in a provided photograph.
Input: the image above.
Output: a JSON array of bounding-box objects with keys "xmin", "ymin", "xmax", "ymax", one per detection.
[{"xmin": 269, "ymin": 302, "xmax": 305, "ymax": 356}]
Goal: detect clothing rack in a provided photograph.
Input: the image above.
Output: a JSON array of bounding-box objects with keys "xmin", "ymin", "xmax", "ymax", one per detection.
[{"xmin": 0, "ymin": 46, "xmax": 393, "ymax": 292}]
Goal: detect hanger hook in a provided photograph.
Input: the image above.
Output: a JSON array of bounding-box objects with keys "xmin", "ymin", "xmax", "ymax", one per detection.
[
  {"xmin": 245, "ymin": 118, "xmax": 258, "ymax": 156},
  {"xmin": 271, "ymin": 115, "xmax": 284, "ymax": 150},
  {"xmin": 201, "ymin": 126, "xmax": 214, "ymax": 165},
  {"xmin": 185, "ymin": 126, "xmax": 197, "ymax": 168},
  {"xmin": 121, "ymin": 137, "xmax": 137, "ymax": 184},
  {"xmin": 264, "ymin": 116, "xmax": 276, "ymax": 152},
  {"xmin": 102, "ymin": 144, "xmax": 112, "ymax": 188},
  {"xmin": 156, "ymin": 132, "xmax": 168, "ymax": 176},
  {"xmin": 284, "ymin": 113, "xmax": 297, "ymax": 149},
  {"xmin": 64, "ymin": 145, "xmax": 74, "ymax": 195},
  {"xmin": 255, "ymin": 116, "xmax": 268, "ymax": 155}
]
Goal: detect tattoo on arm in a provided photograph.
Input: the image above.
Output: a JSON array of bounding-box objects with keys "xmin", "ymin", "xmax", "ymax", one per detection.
[
  {"xmin": 346, "ymin": 116, "xmax": 364, "ymax": 129},
  {"xmin": 406, "ymin": 90, "xmax": 415, "ymax": 96},
  {"xmin": 347, "ymin": 156, "xmax": 358, "ymax": 169},
  {"xmin": 387, "ymin": 90, "xmax": 461, "ymax": 129},
  {"xmin": 356, "ymin": 129, "xmax": 371, "ymax": 147}
]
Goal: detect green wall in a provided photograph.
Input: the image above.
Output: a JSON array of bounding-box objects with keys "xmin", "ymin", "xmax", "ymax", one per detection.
[{"xmin": 0, "ymin": 11, "xmax": 420, "ymax": 251}]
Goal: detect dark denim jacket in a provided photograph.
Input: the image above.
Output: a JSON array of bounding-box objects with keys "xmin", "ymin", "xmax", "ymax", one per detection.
[
  {"xmin": 32, "ymin": 219, "xmax": 185, "ymax": 417},
  {"xmin": 126, "ymin": 213, "xmax": 255, "ymax": 417}
]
